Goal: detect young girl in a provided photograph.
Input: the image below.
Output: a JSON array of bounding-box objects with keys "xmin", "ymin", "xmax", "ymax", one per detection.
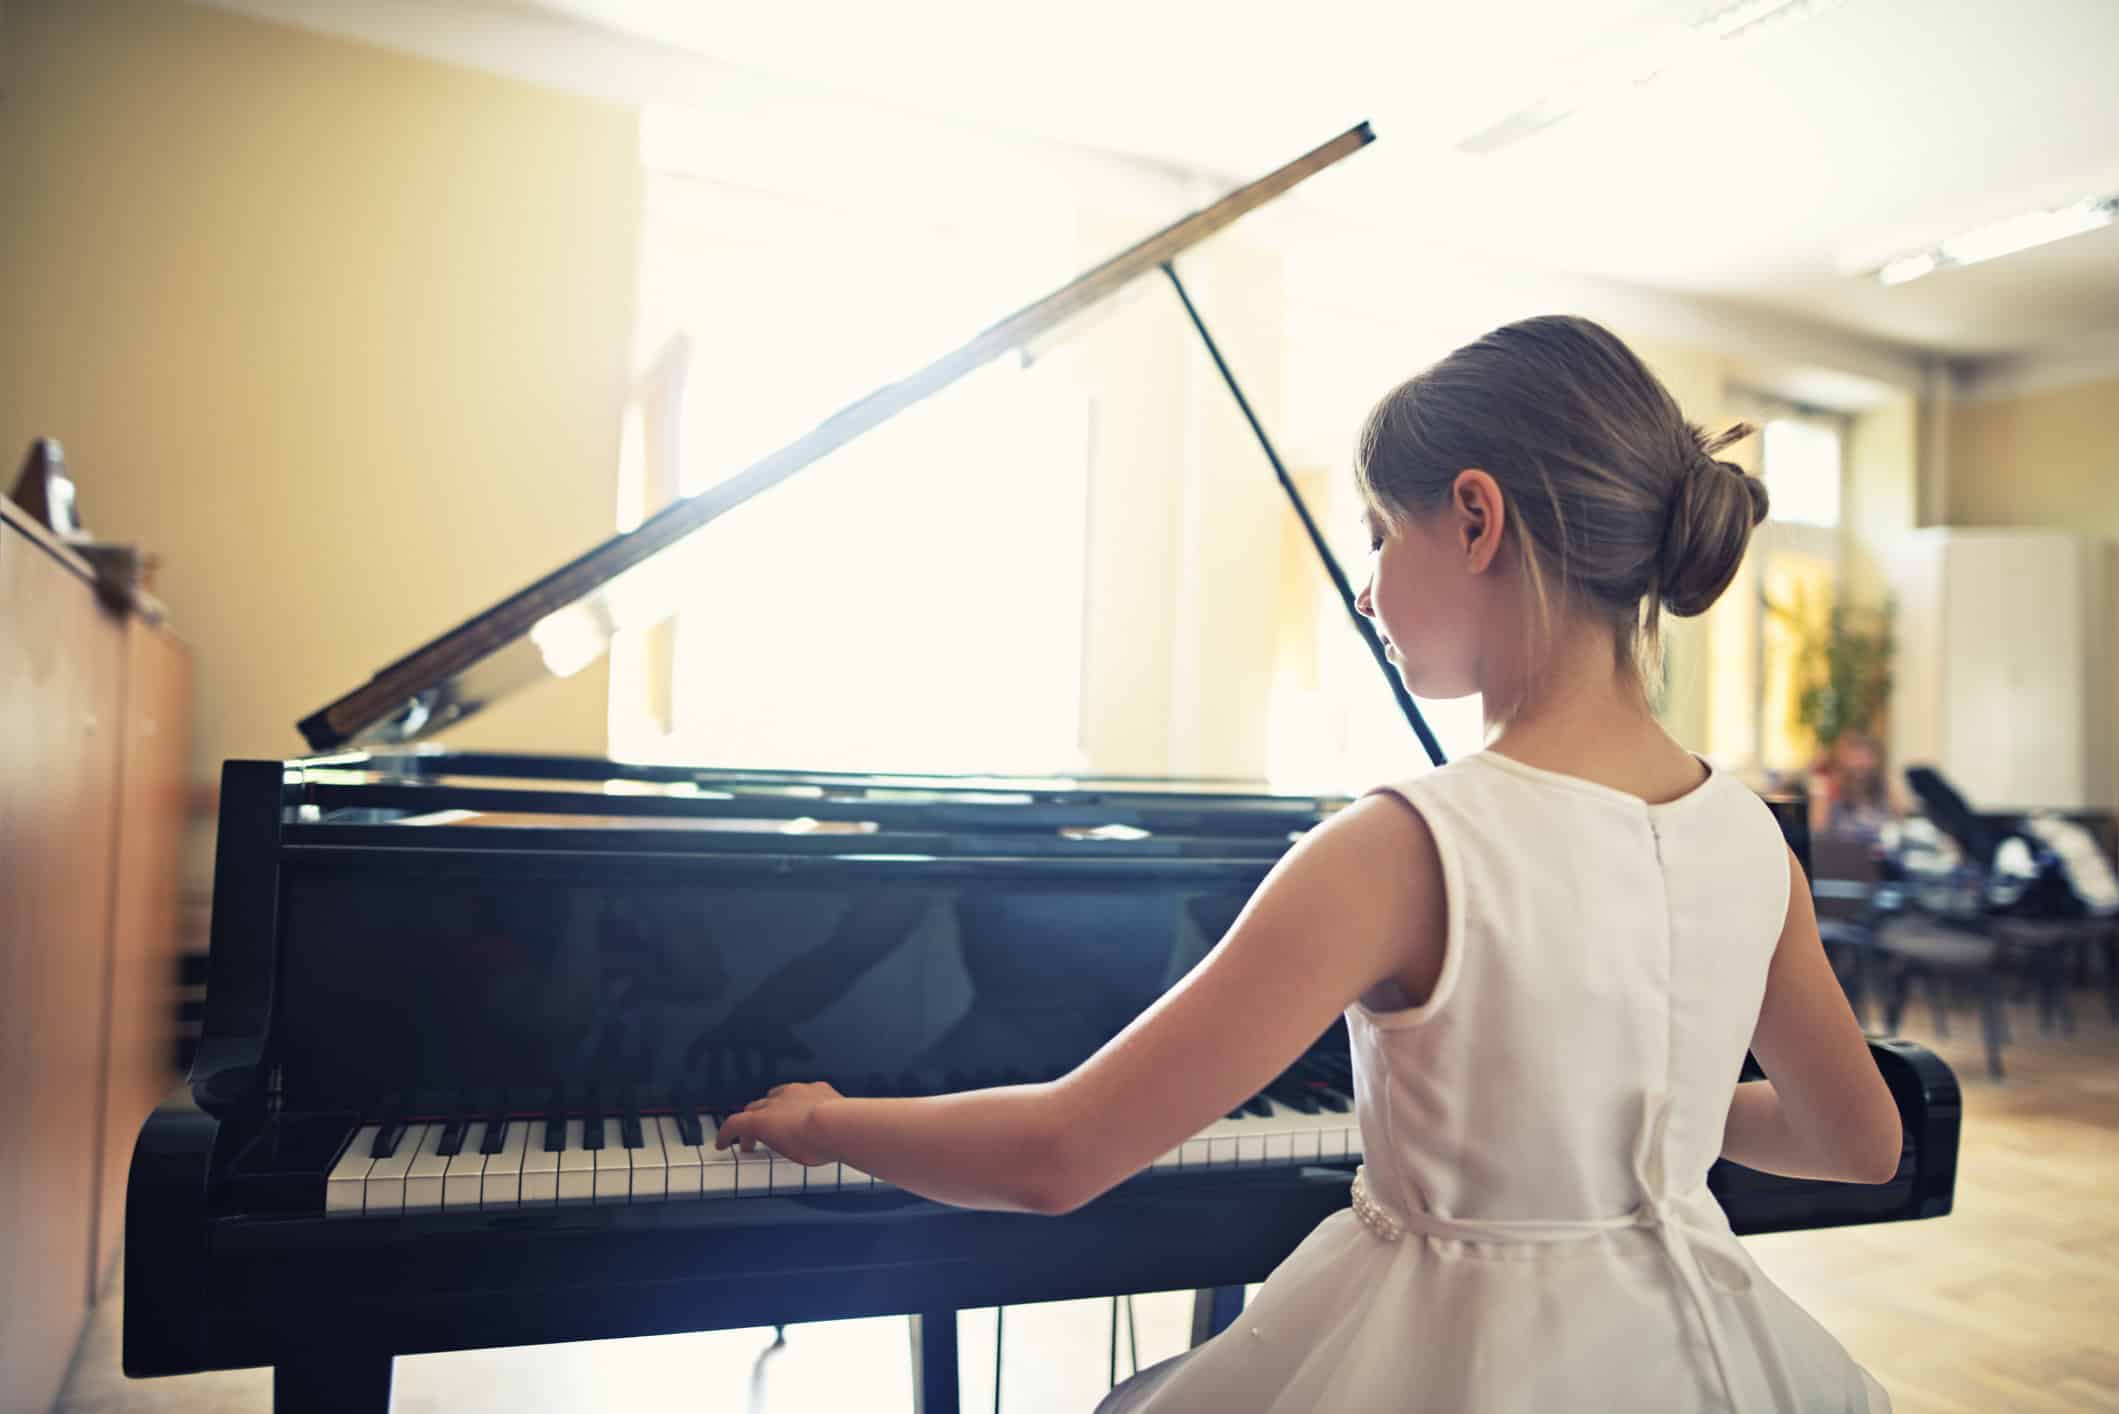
[{"xmin": 717, "ymin": 315, "xmax": 1902, "ymax": 1412}]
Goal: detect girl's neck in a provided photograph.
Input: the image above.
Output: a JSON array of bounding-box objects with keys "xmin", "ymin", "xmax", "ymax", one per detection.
[{"xmin": 1480, "ymin": 620, "xmax": 1704, "ymax": 804}]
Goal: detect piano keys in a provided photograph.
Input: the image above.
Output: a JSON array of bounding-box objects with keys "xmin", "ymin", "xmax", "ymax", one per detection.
[{"xmin": 305, "ymin": 1084, "xmax": 1367, "ymax": 1217}]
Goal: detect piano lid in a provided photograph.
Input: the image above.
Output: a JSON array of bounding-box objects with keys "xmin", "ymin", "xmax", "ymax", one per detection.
[{"xmin": 298, "ymin": 123, "xmax": 1376, "ymax": 752}]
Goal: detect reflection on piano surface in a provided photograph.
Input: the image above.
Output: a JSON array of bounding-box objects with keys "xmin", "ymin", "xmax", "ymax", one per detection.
[{"xmin": 125, "ymin": 122, "xmax": 1959, "ymax": 1414}]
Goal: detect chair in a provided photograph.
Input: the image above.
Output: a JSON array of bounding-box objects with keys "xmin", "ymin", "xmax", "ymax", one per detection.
[
  {"xmin": 1863, "ymin": 769, "xmax": 2113, "ymax": 1079},
  {"xmin": 1809, "ymin": 835, "xmax": 1887, "ymax": 1029}
]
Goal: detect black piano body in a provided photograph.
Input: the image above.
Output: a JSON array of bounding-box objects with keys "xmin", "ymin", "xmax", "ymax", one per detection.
[{"xmin": 127, "ymin": 752, "xmax": 1960, "ymax": 1411}]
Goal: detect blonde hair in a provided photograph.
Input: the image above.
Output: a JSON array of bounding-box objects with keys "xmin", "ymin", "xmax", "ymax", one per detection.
[{"xmin": 1354, "ymin": 315, "xmax": 1766, "ymax": 699}]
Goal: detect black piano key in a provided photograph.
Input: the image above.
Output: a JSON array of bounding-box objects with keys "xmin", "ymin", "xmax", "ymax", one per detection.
[
  {"xmin": 674, "ymin": 1109, "xmax": 704, "ymax": 1148},
  {"xmin": 480, "ymin": 1116, "xmax": 510, "ymax": 1155},
  {"xmin": 582, "ymin": 1115, "xmax": 605, "ymax": 1151},
  {"xmin": 369, "ymin": 1093, "xmax": 407, "ymax": 1158},
  {"xmin": 436, "ymin": 1117, "xmax": 468, "ymax": 1157},
  {"xmin": 1313, "ymin": 1087, "xmax": 1352, "ymax": 1114},
  {"xmin": 1242, "ymin": 1095, "xmax": 1274, "ymax": 1118},
  {"xmin": 620, "ymin": 1112, "xmax": 644, "ymax": 1149},
  {"xmin": 544, "ymin": 1087, "xmax": 568, "ymax": 1148}
]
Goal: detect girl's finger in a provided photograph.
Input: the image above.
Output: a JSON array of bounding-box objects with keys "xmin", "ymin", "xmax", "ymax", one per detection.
[
  {"xmin": 745, "ymin": 1097, "xmax": 771, "ymax": 1113},
  {"xmin": 767, "ymin": 1084, "xmax": 790, "ymax": 1099}
]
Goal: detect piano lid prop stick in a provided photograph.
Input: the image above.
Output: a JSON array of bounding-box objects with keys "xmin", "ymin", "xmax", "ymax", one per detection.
[{"xmin": 1159, "ymin": 263, "xmax": 1447, "ymax": 768}]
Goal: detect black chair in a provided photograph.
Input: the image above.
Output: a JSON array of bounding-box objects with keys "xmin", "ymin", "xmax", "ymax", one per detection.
[{"xmin": 1863, "ymin": 766, "xmax": 2103, "ymax": 1079}]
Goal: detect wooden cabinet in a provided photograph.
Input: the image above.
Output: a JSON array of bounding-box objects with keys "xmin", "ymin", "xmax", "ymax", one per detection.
[
  {"xmin": 0, "ymin": 497, "xmax": 191, "ymax": 1414},
  {"xmin": 94, "ymin": 618, "xmax": 192, "ymax": 1287}
]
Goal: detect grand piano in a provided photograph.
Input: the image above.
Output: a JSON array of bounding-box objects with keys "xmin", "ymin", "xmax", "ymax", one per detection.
[{"xmin": 124, "ymin": 125, "xmax": 1959, "ymax": 1413}]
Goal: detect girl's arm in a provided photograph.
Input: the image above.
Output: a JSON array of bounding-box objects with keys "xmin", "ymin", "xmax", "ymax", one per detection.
[
  {"xmin": 716, "ymin": 792, "xmax": 1447, "ymax": 1214},
  {"xmin": 1720, "ymin": 848, "xmax": 1902, "ymax": 1184}
]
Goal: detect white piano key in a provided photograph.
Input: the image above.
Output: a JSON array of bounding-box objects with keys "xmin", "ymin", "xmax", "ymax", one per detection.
[
  {"xmin": 627, "ymin": 1120, "xmax": 667, "ymax": 1202},
  {"xmin": 1346, "ymin": 1122, "xmax": 1365, "ymax": 1158},
  {"xmin": 442, "ymin": 1123, "xmax": 488, "ymax": 1210},
  {"xmin": 1178, "ymin": 1130, "xmax": 1213, "ymax": 1168},
  {"xmin": 363, "ymin": 1123, "xmax": 429, "ymax": 1216},
  {"xmin": 520, "ymin": 1122, "xmax": 561, "ymax": 1206},
  {"xmin": 839, "ymin": 1165, "xmax": 875, "ymax": 1190},
  {"xmin": 1261, "ymin": 1104, "xmax": 1297, "ymax": 1164},
  {"xmin": 656, "ymin": 1116, "xmax": 703, "ymax": 1200},
  {"xmin": 700, "ymin": 1125, "xmax": 739, "ymax": 1197},
  {"xmin": 1197, "ymin": 1114, "xmax": 1248, "ymax": 1168},
  {"xmin": 733, "ymin": 1141, "xmax": 774, "ymax": 1197},
  {"xmin": 402, "ymin": 1123, "xmax": 451, "ymax": 1213},
  {"xmin": 768, "ymin": 1146, "xmax": 809, "ymax": 1194},
  {"xmin": 557, "ymin": 1119, "xmax": 595, "ymax": 1204},
  {"xmin": 592, "ymin": 1122, "xmax": 631, "ymax": 1203},
  {"xmin": 480, "ymin": 1120, "xmax": 528, "ymax": 1210},
  {"xmin": 326, "ymin": 1126, "xmax": 380, "ymax": 1216},
  {"xmin": 1151, "ymin": 1147, "xmax": 1183, "ymax": 1170}
]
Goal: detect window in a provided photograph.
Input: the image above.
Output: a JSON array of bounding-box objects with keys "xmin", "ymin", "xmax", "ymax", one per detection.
[
  {"xmin": 1761, "ymin": 416, "xmax": 1842, "ymax": 528},
  {"xmin": 616, "ymin": 114, "xmax": 1090, "ymax": 774}
]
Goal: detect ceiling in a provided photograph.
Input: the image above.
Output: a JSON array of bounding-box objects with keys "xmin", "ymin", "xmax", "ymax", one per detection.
[
  {"xmin": 239, "ymin": 0, "xmax": 2119, "ymax": 364},
  {"xmin": 501, "ymin": 0, "xmax": 2119, "ymax": 363}
]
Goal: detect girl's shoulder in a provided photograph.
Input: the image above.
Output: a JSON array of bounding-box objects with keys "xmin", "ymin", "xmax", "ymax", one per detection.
[
  {"xmin": 1368, "ymin": 751, "xmax": 1771, "ymax": 849},
  {"xmin": 1369, "ymin": 750, "xmax": 1673, "ymax": 812}
]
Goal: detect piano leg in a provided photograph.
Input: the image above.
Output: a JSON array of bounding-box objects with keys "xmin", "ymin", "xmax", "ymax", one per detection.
[
  {"xmin": 909, "ymin": 1310, "xmax": 960, "ymax": 1414},
  {"xmin": 272, "ymin": 1350, "xmax": 392, "ymax": 1414},
  {"xmin": 1189, "ymin": 1286, "xmax": 1245, "ymax": 1347}
]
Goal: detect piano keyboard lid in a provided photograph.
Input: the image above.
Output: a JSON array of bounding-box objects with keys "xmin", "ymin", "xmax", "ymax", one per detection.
[{"xmin": 295, "ymin": 124, "xmax": 1377, "ymax": 755}]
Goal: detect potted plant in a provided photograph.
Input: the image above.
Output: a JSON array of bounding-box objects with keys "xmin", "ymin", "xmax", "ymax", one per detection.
[{"xmin": 1769, "ymin": 587, "xmax": 1896, "ymax": 835}]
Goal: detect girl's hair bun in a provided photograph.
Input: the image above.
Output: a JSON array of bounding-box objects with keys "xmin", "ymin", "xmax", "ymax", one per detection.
[{"xmin": 1657, "ymin": 422, "xmax": 1768, "ymax": 618}]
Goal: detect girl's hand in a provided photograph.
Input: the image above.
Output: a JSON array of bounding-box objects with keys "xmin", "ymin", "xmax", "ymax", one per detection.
[{"xmin": 714, "ymin": 1081, "xmax": 843, "ymax": 1165}]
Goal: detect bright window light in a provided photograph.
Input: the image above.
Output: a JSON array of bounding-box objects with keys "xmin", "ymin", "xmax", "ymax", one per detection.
[
  {"xmin": 622, "ymin": 116, "xmax": 1089, "ymax": 775},
  {"xmin": 1761, "ymin": 418, "xmax": 1841, "ymax": 528}
]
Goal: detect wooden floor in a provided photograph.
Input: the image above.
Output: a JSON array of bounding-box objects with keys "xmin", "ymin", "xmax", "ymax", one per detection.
[
  {"xmin": 59, "ymin": 990, "xmax": 2119, "ymax": 1413},
  {"xmin": 1746, "ymin": 991, "xmax": 2119, "ymax": 1414}
]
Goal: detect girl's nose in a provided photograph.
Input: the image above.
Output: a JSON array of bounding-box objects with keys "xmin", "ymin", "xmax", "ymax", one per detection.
[{"xmin": 1355, "ymin": 579, "xmax": 1375, "ymax": 618}]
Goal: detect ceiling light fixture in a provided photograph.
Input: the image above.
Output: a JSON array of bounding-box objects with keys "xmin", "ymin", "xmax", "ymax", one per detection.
[
  {"xmin": 1875, "ymin": 195, "xmax": 2119, "ymax": 286},
  {"xmin": 1457, "ymin": 0, "xmax": 1841, "ymax": 156}
]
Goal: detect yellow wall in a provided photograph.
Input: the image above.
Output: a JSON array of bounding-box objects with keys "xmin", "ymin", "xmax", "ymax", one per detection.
[
  {"xmin": 1843, "ymin": 395, "xmax": 1920, "ymax": 608},
  {"xmin": 1948, "ymin": 376, "xmax": 2119, "ymax": 536},
  {"xmin": 0, "ymin": 0, "xmax": 642, "ymax": 788}
]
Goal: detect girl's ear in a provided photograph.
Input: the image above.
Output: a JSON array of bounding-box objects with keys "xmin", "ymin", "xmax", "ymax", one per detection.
[{"xmin": 1452, "ymin": 469, "xmax": 1507, "ymax": 574}]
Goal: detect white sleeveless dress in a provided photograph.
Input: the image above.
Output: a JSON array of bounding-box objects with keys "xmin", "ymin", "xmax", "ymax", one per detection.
[{"xmin": 1097, "ymin": 751, "xmax": 1890, "ymax": 1413}]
